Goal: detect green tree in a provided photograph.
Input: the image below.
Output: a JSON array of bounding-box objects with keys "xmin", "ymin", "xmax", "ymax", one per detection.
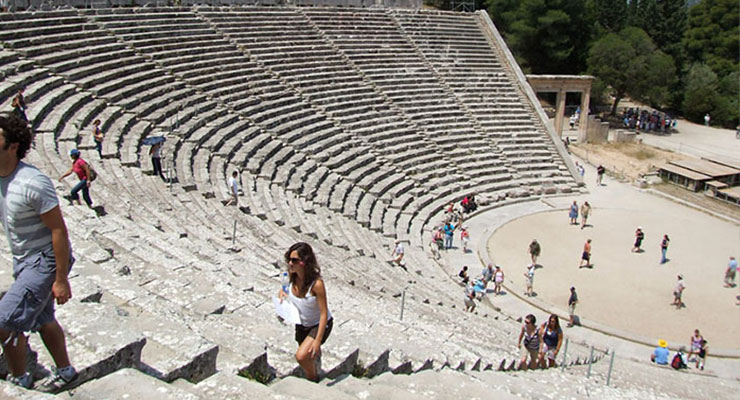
[
  {"xmin": 485, "ymin": 0, "xmax": 592, "ymax": 74},
  {"xmin": 682, "ymin": 63, "xmax": 719, "ymax": 122},
  {"xmin": 588, "ymin": 27, "xmax": 676, "ymax": 115},
  {"xmin": 683, "ymin": 0, "xmax": 740, "ymax": 78},
  {"xmin": 587, "ymin": 0, "xmax": 628, "ymax": 35}
]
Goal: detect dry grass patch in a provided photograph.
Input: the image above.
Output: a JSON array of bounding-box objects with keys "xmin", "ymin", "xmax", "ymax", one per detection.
[{"xmin": 571, "ymin": 141, "xmax": 686, "ymax": 181}]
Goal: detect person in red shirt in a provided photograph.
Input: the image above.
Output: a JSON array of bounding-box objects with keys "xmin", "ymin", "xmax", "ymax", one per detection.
[{"xmin": 59, "ymin": 149, "xmax": 92, "ymax": 207}]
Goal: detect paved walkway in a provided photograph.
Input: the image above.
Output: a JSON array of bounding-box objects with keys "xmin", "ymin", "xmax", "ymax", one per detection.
[
  {"xmin": 433, "ymin": 153, "xmax": 740, "ymax": 381},
  {"xmin": 639, "ymin": 119, "xmax": 740, "ymax": 164}
]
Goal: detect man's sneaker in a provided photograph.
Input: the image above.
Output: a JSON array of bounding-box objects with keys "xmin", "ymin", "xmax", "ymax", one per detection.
[
  {"xmin": 7, "ymin": 373, "xmax": 33, "ymax": 389},
  {"xmin": 37, "ymin": 366, "xmax": 78, "ymax": 393}
]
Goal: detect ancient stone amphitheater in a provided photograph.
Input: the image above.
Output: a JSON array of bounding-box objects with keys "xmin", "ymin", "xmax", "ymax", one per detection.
[{"xmin": 0, "ymin": 3, "xmax": 733, "ymax": 399}]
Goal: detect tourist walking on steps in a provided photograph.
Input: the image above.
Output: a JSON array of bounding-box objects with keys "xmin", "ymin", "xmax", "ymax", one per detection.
[
  {"xmin": 524, "ymin": 263, "xmax": 535, "ymax": 296},
  {"xmin": 458, "ymin": 265, "xmax": 469, "ymax": 285},
  {"xmin": 11, "ymin": 88, "xmax": 27, "ymax": 123},
  {"xmin": 443, "ymin": 221, "xmax": 455, "ymax": 250},
  {"xmin": 724, "ymin": 256, "xmax": 737, "ymax": 287},
  {"xmin": 568, "ymin": 201, "xmax": 578, "ymax": 225},
  {"xmin": 579, "ymin": 239, "xmax": 592, "ymax": 268},
  {"xmin": 0, "ymin": 114, "xmax": 78, "ymax": 392},
  {"xmin": 580, "ymin": 201, "xmax": 591, "ymax": 229},
  {"xmin": 493, "ymin": 265, "xmax": 504, "ymax": 295},
  {"xmin": 567, "ymin": 286, "xmax": 578, "ymax": 327},
  {"xmin": 390, "ymin": 239, "xmax": 406, "ymax": 269},
  {"xmin": 91, "ymin": 119, "xmax": 103, "ymax": 159},
  {"xmin": 150, "ymin": 142, "xmax": 166, "ymax": 181},
  {"xmin": 482, "ymin": 263, "xmax": 494, "ymax": 288},
  {"xmin": 460, "ymin": 226, "xmax": 470, "ymax": 253},
  {"xmin": 538, "ymin": 314, "xmax": 563, "ymax": 368},
  {"xmin": 276, "ymin": 242, "xmax": 333, "ymax": 382},
  {"xmin": 464, "ymin": 281, "xmax": 476, "ymax": 312},
  {"xmin": 660, "ymin": 234, "xmax": 670, "ymax": 264},
  {"xmin": 225, "ymin": 170, "xmax": 239, "ymax": 206},
  {"xmin": 687, "ymin": 329, "xmax": 704, "ymax": 363},
  {"xmin": 529, "ymin": 239, "xmax": 540, "ymax": 264},
  {"xmin": 517, "ymin": 314, "xmax": 540, "ymax": 370},
  {"xmin": 632, "ymin": 227, "xmax": 644, "ymax": 252},
  {"xmin": 59, "ymin": 149, "xmax": 93, "ymax": 208},
  {"xmin": 673, "ymin": 274, "xmax": 685, "ymax": 309}
]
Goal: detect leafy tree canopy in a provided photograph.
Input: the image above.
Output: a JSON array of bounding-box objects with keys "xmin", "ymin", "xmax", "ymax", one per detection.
[
  {"xmin": 588, "ymin": 27, "xmax": 676, "ymax": 114},
  {"xmin": 486, "ymin": 0, "xmax": 592, "ymax": 74},
  {"xmin": 683, "ymin": 0, "xmax": 740, "ymax": 78}
]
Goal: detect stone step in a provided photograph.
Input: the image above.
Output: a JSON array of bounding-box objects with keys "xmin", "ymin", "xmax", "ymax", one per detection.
[{"xmin": 66, "ymin": 368, "xmax": 200, "ymax": 400}]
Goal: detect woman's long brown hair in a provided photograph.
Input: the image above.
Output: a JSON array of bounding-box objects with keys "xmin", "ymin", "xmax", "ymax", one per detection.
[{"xmin": 285, "ymin": 242, "xmax": 321, "ymax": 295}]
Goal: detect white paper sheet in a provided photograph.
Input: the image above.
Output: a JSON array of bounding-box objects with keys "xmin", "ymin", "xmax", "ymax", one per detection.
[{"xmin": 273, "ymin": 296, "xmax": 301, "ymax": 325}]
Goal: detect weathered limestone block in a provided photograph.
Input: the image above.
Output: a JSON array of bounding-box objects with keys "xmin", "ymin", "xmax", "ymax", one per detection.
[
  {"xmin": 52, "ymin": 302, "xmax": 146, "ymax": 390},
  {"xmin": 414, "ymin": 359, "xmax": 433, "ymax": 373},
  {"xmin": 391, "ymin": 360, "xmax": 413, "ymax": 375},
  {"xmin": 237, "ymin": 352, "xmax": 277, "ymax": 385},
  {"xmin": 271, "ymin": 376, "xmax": 356, "ymax": 400},
  {"xmin": 0, "ymin": 380, "xmax": 57, "ymax": 399},
  {"xmin": 68, "ymin": 368, "xmax": 200, "ymax": 400},
  {"xmin": 363, "ymin": 349, "xmax": 390, "ymax": 378},
  {"xmin": 325, "ymin": 349, "xmax": 359, "ymax": 380}
]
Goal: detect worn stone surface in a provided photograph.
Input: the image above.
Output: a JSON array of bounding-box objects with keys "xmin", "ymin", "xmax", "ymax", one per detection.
[{"xmin": 67, "ymin": 368, "xmax": 200, "ymax": 400}]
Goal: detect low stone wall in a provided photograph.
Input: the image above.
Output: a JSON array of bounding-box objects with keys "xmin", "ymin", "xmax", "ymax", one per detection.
[{"xmin": 6, "ymin": 0, "xmax": 422, "ymax": 10}]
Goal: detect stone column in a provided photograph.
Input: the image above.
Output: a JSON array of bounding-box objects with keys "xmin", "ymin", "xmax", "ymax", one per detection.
[
  {"xmin": 579, "ymin": 87, "xmax": 591, "ymax": 137},
  {"xmin": 554, "ymin": 89, "xmax": 566, "ymax": 137}
]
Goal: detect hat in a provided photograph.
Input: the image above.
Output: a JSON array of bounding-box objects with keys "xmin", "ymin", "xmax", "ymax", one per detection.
[
  {"xmin": 69, "ymin": 149, "xmax": 80, "ymax": 157},
  {"xmin": 658, "ymin": 339, "xmax": 667, "ymax": 348},
  {"xmin": 637, "ymin": 226, "xmax": 642, "ymax": 230},
  {"xmin": 678, "ymin": 274, "xmax": 683, "ymax": 279}
]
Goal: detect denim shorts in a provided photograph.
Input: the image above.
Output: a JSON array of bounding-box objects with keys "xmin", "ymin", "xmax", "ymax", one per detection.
[{"xmin": 0, "ymin": 251, "xmax": 74, "ymax": 333}]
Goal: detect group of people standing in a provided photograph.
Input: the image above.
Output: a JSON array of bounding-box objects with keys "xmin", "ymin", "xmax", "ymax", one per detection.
[
  {"xmin": 460, "ymin": 264, "xmax": 506, "ymax": 312},
  {"xmin": 568, "ymin": 200, "xmax": 591, "ymax": 229},
  {"xmin": 622, "ymin": 108, "xmax": 676, "ymax": 133}
]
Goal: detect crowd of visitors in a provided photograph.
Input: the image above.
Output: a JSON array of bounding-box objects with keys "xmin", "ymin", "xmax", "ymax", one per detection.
[{"xmin": 622, "ymin": 108, "xmax": 676, "ymax": 133}]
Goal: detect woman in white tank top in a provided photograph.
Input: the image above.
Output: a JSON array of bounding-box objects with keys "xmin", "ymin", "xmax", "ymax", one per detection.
[{"xmin": 277, "ymin": 242, "xmax": 333, "ymax": 382}]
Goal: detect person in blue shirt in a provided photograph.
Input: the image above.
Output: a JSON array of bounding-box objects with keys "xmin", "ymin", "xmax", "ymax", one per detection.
[
  {"xmin": 651, "ymin": 339, "xmax": 669, "ymax": 364},
  {"xmin": 443, "ymin": 222, "xmax": 455, "ymax": 250}
]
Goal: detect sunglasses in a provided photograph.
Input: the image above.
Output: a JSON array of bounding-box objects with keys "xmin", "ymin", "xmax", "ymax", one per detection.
[{"xmin": 288, "ymin": 257, "xmax": 302, "ymax": 264}]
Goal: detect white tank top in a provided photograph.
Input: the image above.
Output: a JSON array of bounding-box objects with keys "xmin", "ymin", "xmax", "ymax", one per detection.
[{"xmin": 288, "ymin": 280, "xmax": 332, "ymax": 327}]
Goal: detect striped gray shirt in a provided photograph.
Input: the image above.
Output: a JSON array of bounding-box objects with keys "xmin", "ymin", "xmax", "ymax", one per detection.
[{"xmin": 0, "ymin": 162, "xmax": 58, "ymax": 262}]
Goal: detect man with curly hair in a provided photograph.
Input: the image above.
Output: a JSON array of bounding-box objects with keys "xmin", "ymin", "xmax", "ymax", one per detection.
[{"xmin": 0, "ymin": 114, "xmax": 77, "ymax": 392}]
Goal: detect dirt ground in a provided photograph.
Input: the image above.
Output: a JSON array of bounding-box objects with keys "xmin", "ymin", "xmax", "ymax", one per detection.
[
  {"xmin": 570, "ymin": 142, "xmax": 740, "ymax": 221},
  {"xmin": 570, "ymin": 141, "xmax": 687, "ymax": 182}
]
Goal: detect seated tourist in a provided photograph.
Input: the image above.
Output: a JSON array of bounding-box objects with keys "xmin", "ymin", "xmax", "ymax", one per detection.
[{"xmin": 651, "ymin": 339, "xmax": 669, "ymax": 365}]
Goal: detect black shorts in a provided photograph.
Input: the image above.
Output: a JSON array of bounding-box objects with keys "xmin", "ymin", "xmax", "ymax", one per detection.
[
  {"xmin": 582, "ymin": 251, "xmax": 590, "ymax": 261},
  {"xmin": 295, "ymin": 318, "xmax": 333, "ymax": 345}
]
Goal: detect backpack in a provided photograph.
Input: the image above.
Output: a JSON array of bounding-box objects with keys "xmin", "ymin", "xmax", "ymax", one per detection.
[
  {"xmin": 671, "ymin": 353, "xmax": 684, "ymax": 370},
  {"xmin": 87, "ymin": 162, "xmax": 97, "ymax": 182}
]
